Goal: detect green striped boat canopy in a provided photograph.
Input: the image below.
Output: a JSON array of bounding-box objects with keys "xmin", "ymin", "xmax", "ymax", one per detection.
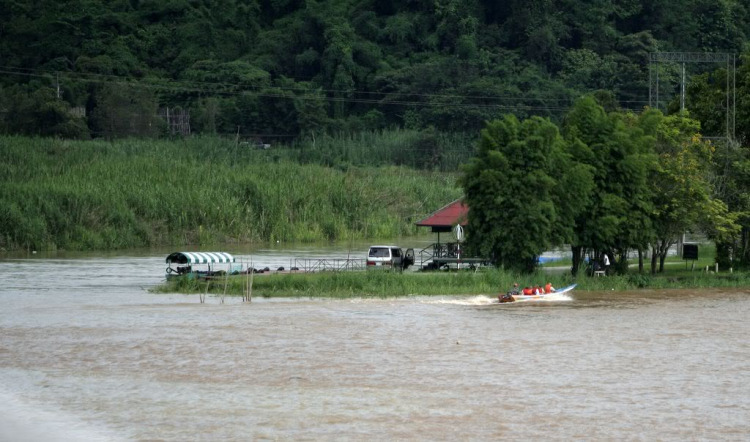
[{"xmin": 166, "ymin": 252, "xmax": 235, "ymax": 264}]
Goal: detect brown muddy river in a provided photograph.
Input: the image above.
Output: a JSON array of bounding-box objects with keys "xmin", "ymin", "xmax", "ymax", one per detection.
[{"xmin": 1, "ymin": 244, "xmax": 749, "ymax": 441}]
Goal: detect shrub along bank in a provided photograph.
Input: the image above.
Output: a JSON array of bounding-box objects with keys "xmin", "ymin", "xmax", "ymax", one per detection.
[{"xmin": 0, "ymin": 136, "xmax": 461, "ymax": 251}]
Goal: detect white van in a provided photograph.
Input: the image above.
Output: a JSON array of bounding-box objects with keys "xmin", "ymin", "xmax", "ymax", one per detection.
[{"xmin": 367, "ymin": 245, "xmax": 414, "ymax": 269}]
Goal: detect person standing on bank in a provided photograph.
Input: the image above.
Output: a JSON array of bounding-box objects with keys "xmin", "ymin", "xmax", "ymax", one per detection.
[{"xmin": 603, "ymin": 253, "xmax": 610, "ymax": 275}]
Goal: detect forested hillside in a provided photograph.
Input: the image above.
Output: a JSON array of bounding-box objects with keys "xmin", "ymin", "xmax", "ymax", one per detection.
[
  {"xmin": 3, "ymin": 1, "xmax": 750, "ymax": 263},
  {"xmin": 1, "ymin": 0, "xmax": 748, "ymax": 139}
]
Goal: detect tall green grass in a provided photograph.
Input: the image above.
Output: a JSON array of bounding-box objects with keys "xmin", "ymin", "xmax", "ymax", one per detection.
[
  {"xmin": 154, "ymin": 268, "xmax": 750, "ymax": 298},
  {"xmin": 155, "ymin": 270, "xmax": 524, "ymax": 298},
  {"xmin": 0, "ymin": 135, "xmax": 462, "ymax": 251}
]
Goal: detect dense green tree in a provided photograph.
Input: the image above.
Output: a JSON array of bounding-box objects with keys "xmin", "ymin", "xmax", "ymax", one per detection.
[
  {"xmin": 563, "ymin": 96, "xmax": 657, "ymax": 274},
  {"xmin": 682, "ymin": 58, "xmax": 750, "ymax": 269},
  {"xmin": 0, "ymin": 85, "xmax": 89, "ymax": 138},
  {"xmin": 706, "ymin": 140, "xmax": 750, "ymax": 269},
  {"xmin": 461, "ymin": 114, "xmax": 593, "ymax": 273},
  {"xmin": 648, "ymin": 111, "xmax": 729, "ymax": 272}
]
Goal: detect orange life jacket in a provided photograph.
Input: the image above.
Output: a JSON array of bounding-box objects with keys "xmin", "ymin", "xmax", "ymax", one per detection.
[
  {"xmin": 545, "ymin": 283, "xmax": 552, "ymax": 293},
  {"xmin": 523, "ymin": 287, "xmax": 533, "ymax": 296}
]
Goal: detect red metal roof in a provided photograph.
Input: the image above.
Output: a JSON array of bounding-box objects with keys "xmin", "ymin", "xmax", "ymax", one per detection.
[{"xmin": 416, "ymin": 199, "xmax": 469, "ymax": 227}]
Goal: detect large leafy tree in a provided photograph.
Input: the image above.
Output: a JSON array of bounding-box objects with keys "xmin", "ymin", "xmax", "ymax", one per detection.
[
  {"xmin": 563, "ymin": 96, "xmax": 657, "ymax": 274},
  {"xmin": 648, "ymin": 111, "xmax": 734, "ymax": 272},
  {"xmin": 706, "ymin": 140, "xmax": 750, "ymax": 269},
  {"xmin": 461, "ymin": 114, "xmax": 592, "ymax": 273},
  {"xmin": 683, "ymin": 57, "xmax": 750, "ymax": 269},
  {"xmin": 0, "ymin": 85, "xmax": 89, "ymax": 138}
]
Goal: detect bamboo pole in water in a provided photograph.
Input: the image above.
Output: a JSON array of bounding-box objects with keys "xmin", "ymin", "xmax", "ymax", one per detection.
[
  {"xmin": 221, "ymin": 272, "xmax": 228, "ymax": 304},
  {"xmin": 247, "ymin": 266, "xmax": 252, "ymax": 302},
  {"xmin": 248, "ymin": 258, "xmax": 254, "ymax": 303},
  {"xmin": 201, "ymin": 279, "xmax": 209, "ymax": 304}
]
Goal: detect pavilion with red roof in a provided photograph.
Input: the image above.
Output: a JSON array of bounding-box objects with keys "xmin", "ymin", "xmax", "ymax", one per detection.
[
  {"xmin": 416, "ymin": 198, "xmax": 468, "ymax": 232},
  {"xmin": 414, "ymin": 199, "xmax": 486, "ymax": 269}
]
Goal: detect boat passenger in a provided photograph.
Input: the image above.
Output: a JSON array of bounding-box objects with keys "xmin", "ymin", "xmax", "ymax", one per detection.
[
  {"xmin": 545, "ymin": 282, "xmax": 555, "ymax": 293},
  {"xmin": 509, "ymin": 282, "xmax": 520, "ymax": 295},
  {"xmin": 523, "ymin": 287, "xmax": 534, "ymax": 296},
  {"xmin": 499, "ymin": 283, "xmax": 520, "ymax": 302}
]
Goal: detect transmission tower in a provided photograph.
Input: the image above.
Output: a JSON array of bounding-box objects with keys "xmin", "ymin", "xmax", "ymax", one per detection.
[{"xmin": 649, "ymin": 52, "xmax": 736, "ymax": 141}]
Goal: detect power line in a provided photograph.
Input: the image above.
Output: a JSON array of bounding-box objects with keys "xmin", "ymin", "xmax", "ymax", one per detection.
[
  {"xmin": 0, "ymin": 65, "xmax": 650, "ymax": 107},
  {"xmin": 0, "ymin": 66, "xmax": 578, "ymax": 102},
  {"xmin": 0, "ymin": 69, "xmax": 578, "ymax": 113},
  {"xmin": 2, "ymin": 68, "xmax": 573, "ymax": 109}
]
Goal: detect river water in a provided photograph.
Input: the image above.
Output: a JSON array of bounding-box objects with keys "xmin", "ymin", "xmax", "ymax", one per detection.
[{"xmin": 1, "ymin": 243, "xmax": 749, "ymax": 441}]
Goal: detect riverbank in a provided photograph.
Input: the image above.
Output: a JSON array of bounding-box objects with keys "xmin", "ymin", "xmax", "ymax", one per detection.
[
  {"xmin": 0, "ymin": 136, "xmax": 461, "ymax": 251},
  {"xmin": 153, "ymin": 268, "xmax": 750, "ymax": 298}
]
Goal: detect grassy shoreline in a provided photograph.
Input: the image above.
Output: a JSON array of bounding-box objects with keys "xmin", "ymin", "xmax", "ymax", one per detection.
[{"xmin": 153, "ymin": 269, "xmax": 750, "ymax": 299}]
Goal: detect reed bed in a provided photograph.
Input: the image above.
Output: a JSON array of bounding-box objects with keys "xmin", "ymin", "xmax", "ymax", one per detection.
[{"xmin": 0, "ymin": 135, "xmax": 461, "ymax": 251}]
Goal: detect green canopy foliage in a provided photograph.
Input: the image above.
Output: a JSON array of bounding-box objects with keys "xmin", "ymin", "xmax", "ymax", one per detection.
[
  {"xmin": 648, "ymin": 111, "xmax": 737, "ymax": 272},
  {"xmin": 679, "ymin": 57, "xmax": 750, "ymax": 269},
  {"xmin": 1, "ymin": 0, "xmax": 748, "ymax": 139},
  {"xmin": 460, "ymin": 114, "xmax": 593, "ymax": 273},
  {"xmin": 463, "ymin": 97, "xmax": 730, "ymax": 275},
  {"xmin": 562, "ymin": 97, "xmax": 658, "ymax": 273}
]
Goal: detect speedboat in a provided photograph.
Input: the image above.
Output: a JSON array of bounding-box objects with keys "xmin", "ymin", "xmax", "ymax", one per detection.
[{"xmin": 499, "ymin": 284, "xmax": 577, "ymax": 303}]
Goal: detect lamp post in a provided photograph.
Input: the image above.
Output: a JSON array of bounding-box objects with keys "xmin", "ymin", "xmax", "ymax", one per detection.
[{"xmin": 454, "ymin": 224, "xmax": 463, "ymax": 270}]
